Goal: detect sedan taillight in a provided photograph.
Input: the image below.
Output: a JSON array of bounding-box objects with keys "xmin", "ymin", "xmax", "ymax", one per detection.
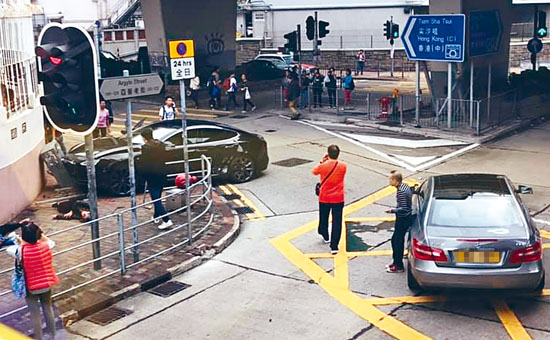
[
  {"xmin": 509, "ymin": 240, "xmax": 542, "ymax": 264},
  {"xmin": 412, "ymin": 238, "xmax": 448, "ymax": 262}
]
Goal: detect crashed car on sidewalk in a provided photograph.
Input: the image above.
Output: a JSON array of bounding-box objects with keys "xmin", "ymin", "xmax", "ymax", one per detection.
[{"xmin": 62, "ymin": 119, "xmax": 269, "ymax": 196}]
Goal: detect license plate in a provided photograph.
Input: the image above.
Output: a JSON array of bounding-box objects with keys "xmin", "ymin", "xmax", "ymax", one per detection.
[{"xmin": 454, "ymin": 251, "xmax": 500, "ymax": 263}]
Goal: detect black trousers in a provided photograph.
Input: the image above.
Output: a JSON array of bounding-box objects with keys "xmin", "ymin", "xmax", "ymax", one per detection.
[
  {"xmin": 318, "ymin": 202, "xmax": 344, "ymax": 251},
  {"xmin": 313, "ymin": 90, "xmax": 322, "ymax": 107},
  {"xmin": 225, "ymin": 92, "xmax": 238, "ymax": 110},
  {"xmin": 327, "ymin": 89, "xmax": 336, "ymax": 107},
  {"xmin": 391, "ymin": 215, "xmax": 412, "ymax": 268},
  {"xmin": 190, "ymin": 89, "xmax": 199, "ymax": 108}
]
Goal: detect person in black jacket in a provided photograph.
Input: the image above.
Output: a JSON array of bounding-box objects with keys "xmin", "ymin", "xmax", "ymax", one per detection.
[
  {"xmin": 288, "ymin": 73, "xmax": 301, "ymax": 120},
  {"xmin": 138, "ymin": 128, "xmax": 173, "ymax": 230},
  {"xmin": 312, "ymin": 69, "xmax": 324, "ymax": 108},
  {"xmin": 324, "ymin": 68, "xmax": 337, "ymax": 108}
]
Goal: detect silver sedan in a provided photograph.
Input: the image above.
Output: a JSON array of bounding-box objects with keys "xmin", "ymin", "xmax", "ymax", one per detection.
[{"xmin": 407, "ymin": 174, "xmax": 545, "ymax": 291}]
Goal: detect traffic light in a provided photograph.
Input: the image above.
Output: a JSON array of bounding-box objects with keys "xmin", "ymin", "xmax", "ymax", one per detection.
[
  {"xmin": 283, "ymin": 31, "xmax": 297, "ymax": 52},
  {"xmin": 318, "ymin": 20, "xmax": 330, "ymax": 39},
  {"xmin": 391, "ymin": 23, "xmax": 399, "ymax": 39},
  {"xmin": 536, "ymin": 10, "xmax": 548, "ymax": 38},
  {"xmin": 384, "ymin": 20, "xmax": 391, "ymax": 40},
  {"xmin": 36, "ymin": 23, "xmax": 99, "ymax": 135},
  {"xmin": 306, "ymin": 16, "xmax": 315, "ymax": 41}
]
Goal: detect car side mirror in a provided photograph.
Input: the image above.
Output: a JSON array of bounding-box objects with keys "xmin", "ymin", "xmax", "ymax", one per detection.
[{"xmin": 516, "ymin": 185, "xmax": 533, "ymax": 194}]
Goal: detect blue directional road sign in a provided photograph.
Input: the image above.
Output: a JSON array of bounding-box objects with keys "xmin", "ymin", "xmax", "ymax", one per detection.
[
  {"xmin": 402, "ymin": 14, "xmax": 466, "ymax": 62},
  {"xmin": 469, "ymin": 10, "xmax": 502, "ymax": 57}
]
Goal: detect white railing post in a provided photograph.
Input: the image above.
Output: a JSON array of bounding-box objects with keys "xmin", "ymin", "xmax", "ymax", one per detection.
[{"xmin": 117, "ymin": 214, "xmax": 126, "ymax": 275}]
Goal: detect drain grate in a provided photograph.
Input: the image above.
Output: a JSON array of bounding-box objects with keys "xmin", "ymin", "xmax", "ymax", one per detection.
[
  {"xmin": 149, "ymin": 281, "xmax": 190, "ymax": 298},
  {"xmin": 87, "ymin": 307, "xmax": 132, "ymax": 326},
  {"xmin": 223, "ymin": 193, "xmax": 241, "ymax": 200},
  {"xmin": 272, "ymin": 158, "xmax": 313, "ymax": 167},
  {"xmin": 230, "ymin": 115, "xmax": 247, "ymax": 119},
  {"xmin": 235, "ymin": 206, "xmax": 254, "ymax": 214}
]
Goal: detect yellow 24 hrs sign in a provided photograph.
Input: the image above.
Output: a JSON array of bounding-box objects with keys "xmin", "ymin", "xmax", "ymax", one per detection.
[{"xmin": 168, "ymin": 40, "xmax": 195, "ymax": 59}]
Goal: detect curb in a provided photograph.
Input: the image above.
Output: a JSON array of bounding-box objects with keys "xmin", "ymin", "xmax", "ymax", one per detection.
[{"xmin": 60, "ymin": 197, "xmax": 241, "ymax": 327}]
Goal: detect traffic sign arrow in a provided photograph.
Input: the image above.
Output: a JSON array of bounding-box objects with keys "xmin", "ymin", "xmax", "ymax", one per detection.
[
  {"xmin": 402, "ymin": 14, "xmax": 465, "ymax": 63},
  {"xmin": 100, "ymin": 73, "xmax": 163, "ymax": 101}
]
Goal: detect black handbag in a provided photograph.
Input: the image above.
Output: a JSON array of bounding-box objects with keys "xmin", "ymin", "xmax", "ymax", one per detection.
[{"xmin": 315, "ymin": 161, "xmax": 338, "ymax": 196}]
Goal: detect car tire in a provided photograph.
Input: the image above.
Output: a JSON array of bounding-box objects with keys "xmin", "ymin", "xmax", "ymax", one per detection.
[
  {"xmin": 229, "ymin": 154, "xmax": 256, "ymax": 183},
  {"xmin": 104, "ymin": 166, "xmax": 144, "ymax": 196},
  {"xmin": 535, "ymin": 272, "xmax": 545, "ymax": 291},
  {"xmin": 407, "ymin": 263, "xmax": 422, "ymax": 291}
]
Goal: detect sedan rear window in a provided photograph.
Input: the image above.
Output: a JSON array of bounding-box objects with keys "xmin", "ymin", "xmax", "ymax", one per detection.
[{"xmin": 428, "ymin": 196, "xmax": 525, "ymax": 229}]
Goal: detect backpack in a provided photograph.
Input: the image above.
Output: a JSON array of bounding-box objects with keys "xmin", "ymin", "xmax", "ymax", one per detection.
[
  {"xmin": 348, "ymin": 78, "xmax": 355, "ymax": 91},
  {"xmin": 223, "ymin": 78, "xmax": 231, "ymax": 90}
]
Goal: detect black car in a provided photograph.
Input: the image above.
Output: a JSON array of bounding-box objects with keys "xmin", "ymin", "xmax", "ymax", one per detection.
[
  {"xmin": 235, "ymin": 59, "xmax": 288, "ymax": 81},
  {"xmin": 63, "ymin": 119, "xmax": 269, "ymax": 196}
]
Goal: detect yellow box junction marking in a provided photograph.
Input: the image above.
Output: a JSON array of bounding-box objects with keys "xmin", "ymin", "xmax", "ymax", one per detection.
[
  {"xmin": 219, "ymin": 184, "xmax": 265, "ymax": 221},
  {"xmin": 271, "ymin": 180, "xmax": 549, "ymax": 340},
  {"xmin": 0, "ymin": 324, "xmax": 32, "ymax": 340}
]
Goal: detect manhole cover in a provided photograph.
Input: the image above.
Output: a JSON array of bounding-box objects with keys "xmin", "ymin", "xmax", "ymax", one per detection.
[
  {"xmin": 272, "ymin": 158, "xmax": 312, "ymax": 167},
  {"xmin": 223, "ymin": 193, "xmax": 241, "ymax": 200},
  {"xmin": 149, "ymin": 281, "xmax": 190, "ymax": 298},
  {"xmin": 230, "ymin": 115, "xmax": 247, "ymax": 119},
  {"xmin": 87, "ymin": 307, "xmax": 132, "ymax": 326},
  {"xmin": 235, "ymin": 206, "xmax": 254, "ymax": 214}
]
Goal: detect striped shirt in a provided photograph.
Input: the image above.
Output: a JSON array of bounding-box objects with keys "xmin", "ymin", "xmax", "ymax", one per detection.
[{"xmin": 392, "ymin": 183, "xmax": 412, "ymax": 218}]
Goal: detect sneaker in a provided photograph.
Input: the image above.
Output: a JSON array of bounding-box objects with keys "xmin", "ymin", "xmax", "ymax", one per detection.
[
  {"xmin": 322, "ymin": 235, "xmax": 330, "ymax": 244},
  {"xmin": 386, "ymin": 264, "xmax": 404, "ymax": 273},
  {"xmin": 331, "ymin": 249, "xmax": 338, "ymax": 255},
  {"xmin": 153, "ymin": 217, "xmax": 161, "ymax": 224},
  {"xmin": 241, "ymin": 110, "xmax": 247, "ymax": 113},
  {"xmin": 251, "ymin": 106, "xmax": 257, "ymax": 111},
  {"xmin": 158, "ymin": 220, "xmax": 173, "ymax": 230}
]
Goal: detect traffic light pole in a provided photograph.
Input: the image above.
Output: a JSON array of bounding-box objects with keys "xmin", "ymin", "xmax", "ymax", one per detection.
[
  {"xmin": 533, "ymin": 5, "xmax": 539, "ymax": 71},
  {"xmin": 314, "ymin": 11, "xmax": 319, "ymax": 63},
  {"xmin": 297, "ymin": 24, "xmax": 302, "ymax": 69},
  {"xmin": 390, "ymin": 16, "xmax": 395, "ymax": 78},
  {"xmin": 179, "ymin": 80, "xmax": 192, "ymax": 244},
  {"xmin": 84, "ymin": 134, "xmax": 102, "ymax": 270}
]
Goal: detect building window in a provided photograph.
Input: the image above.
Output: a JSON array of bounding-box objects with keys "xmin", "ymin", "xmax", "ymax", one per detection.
[
  {"xmin": 104, "ymin": 31, "xmax": 112, "ymax": 41},
  {"xmin": 126, "ymin": 30, "xmax": 134, "ymax": 40},
  {"xmin": 138, "ymin": 30, "xmax": 146, "ymax": 40},
  {"xmin": 115, "ymin": 31, "xmax": 124, "ymax": 41}
]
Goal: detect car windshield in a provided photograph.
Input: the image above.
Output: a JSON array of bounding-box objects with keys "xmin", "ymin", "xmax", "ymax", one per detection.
[{"xmin": 428, "ymin": 195, "xmax": 525, "ymax": 229}]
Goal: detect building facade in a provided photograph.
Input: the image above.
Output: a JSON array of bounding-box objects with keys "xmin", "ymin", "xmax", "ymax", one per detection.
[{"xmin": 0, "ymin": 0, "xmax": 45, "ymax": 223}]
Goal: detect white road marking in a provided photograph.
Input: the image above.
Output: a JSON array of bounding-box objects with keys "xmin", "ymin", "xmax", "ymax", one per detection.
[
  {"xmin": 413, "ymin": 143, "xmax": 480, "ymax": 171},
  {"xmin": 340, "ymin": 132, "xmax": 468, "ymax": 149},
  {"xmin": 393, "ymin": 155, "xmax": 437, "ymax": 166},
  {"xmin": 298, "ymin": 120, "xmax": 417, "ymax": 171},
  {"xmin": 533, "ymin": 218, "xmax": 550, "ymax": 225}
]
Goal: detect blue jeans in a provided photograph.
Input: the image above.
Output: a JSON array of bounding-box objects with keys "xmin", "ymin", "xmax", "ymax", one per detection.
[
  {"xmin": 149, "ymin": 185, "xmax": 170, "ymax": 222},
  {"xmin": 300, "ymin": 90, "xmax": 309, "ymax": 109},
  {"xmin": 356, "ymin": 61, "xmax": 364, "ymax": 74}
]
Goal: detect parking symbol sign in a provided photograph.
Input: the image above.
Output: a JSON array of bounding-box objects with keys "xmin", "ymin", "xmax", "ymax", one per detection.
[{"xmin": 445, "ymin": 44, "xmax": 462, "ymax": 60}]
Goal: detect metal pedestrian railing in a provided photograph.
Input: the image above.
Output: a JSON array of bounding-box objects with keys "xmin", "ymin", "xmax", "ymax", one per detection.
[{"xmin": 0, "ymin": 155, "xmax": 214, "ymax": 321}]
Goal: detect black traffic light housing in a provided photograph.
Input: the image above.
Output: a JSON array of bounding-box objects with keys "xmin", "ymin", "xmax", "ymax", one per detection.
[
  {"xmin": 36, "ymin": 23, "xmax": 99, "ymax": 135},
  {"xmin": 391, "ymin": 23, "xmax": 399, "ymax": 39},
  {"xmin": 284, "ymin": 31, "xmax": 298, "ymax": 53},
  {"xmin": 536, "ymin": 10, "xmax": 548, "ymax": 38},
  {"xmin": 384, "ymin": 20, "xmax": 391, "ymax": 40},
  {"xmin": 306, "ymin": 16, "xmax": 315, "ymax": 41},
  {"xmin": 319, "ymin": 21, "xmax": 330, "ymax": 39}
]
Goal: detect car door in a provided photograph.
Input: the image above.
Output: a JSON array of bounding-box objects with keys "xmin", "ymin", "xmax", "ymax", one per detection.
[
  {"xmin": 191, "ymin": 126, "xmax": 239, "ymax": 175},
  {"xmin": 164, "ymin": 127, "xmax": 203, "ymax": 180}
]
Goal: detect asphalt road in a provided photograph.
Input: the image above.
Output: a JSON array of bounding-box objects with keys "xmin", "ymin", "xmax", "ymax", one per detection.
[{"xmin": 65, "ymin": 99, "xmax": 550, "ymax": 340}]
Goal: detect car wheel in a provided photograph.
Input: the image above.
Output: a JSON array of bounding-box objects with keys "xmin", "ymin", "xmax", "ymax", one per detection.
[
  {"xmin": 229, "ymin": 155, "xmax": 256, "ymax": 183},
  {"xmin": 535, "ymin": 272, "xmax": 545, "ymax": 291},
  {"xmin": 407, "ymin": 263, "xmax": 422, "ymax": 291},
  {"xmin": 108, "ymin": 166, "xmax": 132, "ymax": 196}
]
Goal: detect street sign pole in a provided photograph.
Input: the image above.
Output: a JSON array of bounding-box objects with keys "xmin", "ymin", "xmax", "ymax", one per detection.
[
  {"xmin": 487, "ymin": 63, "xmax": 492, "ymax": 121},
  {"xmin": 533, "ymin": 5, "xmax": 538, "ymax": 71},
  {"xmin": 297, "ymin": 24, "xmax": 301, "ymax": 69},
  {"xmin": 85, "ymin": 133, "xmax": 101, "ymax": 270},
  {"xmin": 314, "ymin": 11, "xmax": 318, "ymax": 62},
  {"xmin": 447, "ymin": 63, "xmax": 452, "ymax": 129},
  {"xmin": 390, "ymin": 16, "xmax": 394, "ymax": 78},
  {"xmin": 470, "ymin": 61, "xmax": 474, "ymax": 127},
  {"xmin": 415, "ymin": 61, "xmax": 420, "ymax": 125},
  {"xmin": 122, "ymin": 69, "xmax": 139, "ymax": 262},
  {"xmin": 179, "ymin": 80, "xmax": 192, "ymax": 244}
]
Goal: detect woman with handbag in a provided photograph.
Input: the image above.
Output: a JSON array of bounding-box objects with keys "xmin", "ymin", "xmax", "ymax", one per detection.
[
  {"xmin": 7, "ymin": 220, "xmax": 59, "ymax": 340},
  {"xmin": 240, "ymin": 74, "xmax": 256, "ymax": 113},
  {"xmin": 312, "ymin": 145, "xmax": 347, "ymax": 254}
]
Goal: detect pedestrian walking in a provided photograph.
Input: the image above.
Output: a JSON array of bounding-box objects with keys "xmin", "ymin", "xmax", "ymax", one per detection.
[
  {"xmin": 312, "ymin": 69, "xmax": 324, "ymax": 108},
  {"xmin": 158, "ymin": 95, "xmax": 178, "ymax": 121},
  {"xmin": 189, "ymin": 75, "xmax": 201, "ymax": 109},
  {"xmin": 93, "ymin": 100, "xmax": 111, "ymax": 138},
  {"xmin": 342, "ymin": 69, "xmax": 355, "ymax": 109},
  {"xmin": 385, "ymin": 170, "xmax": 413, "ymax": 273},
  {"xmin": 355, "ymin": 50, "xmax": 366, "ymax": 75},
  {"xmin": 240, "ymin": 74, "xmax": 256, "ymax": 113},
  {"xmin": 324, "ymin": 68, "xmax": 337, "ymax": 108},
  {"xmin": 281, "ymin": 70, "xmax": 291, "ymax": 107},
  {"xmin": 224, "ymin": 73, "xmax": 240, "ymax": 111},
  {"xmin": 137, "ymin": 128, "xmax": 173, "ymax": 230},
  {"xmin": 288, "ymin": 73, "xmax": 301, "ymax": 120},
  {"xmin": 207, "ymin": 67, "xmax": 221, "ymax": 110},
  {"xmin": 7, "ymin": 220, "xmax": 59, "ymax": 340},
  {"xmin": 300, "ymin": 71, "xmax": 310, "ymax": 109},
  {"xmin": 313, "ymin": 145, "xmax": 347, "ymax": 254}
]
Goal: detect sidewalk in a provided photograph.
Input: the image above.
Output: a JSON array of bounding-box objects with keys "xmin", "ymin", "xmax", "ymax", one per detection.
[{"xmin": 0, "ymin": 174, "xmax": 239, "ymax": 336}]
